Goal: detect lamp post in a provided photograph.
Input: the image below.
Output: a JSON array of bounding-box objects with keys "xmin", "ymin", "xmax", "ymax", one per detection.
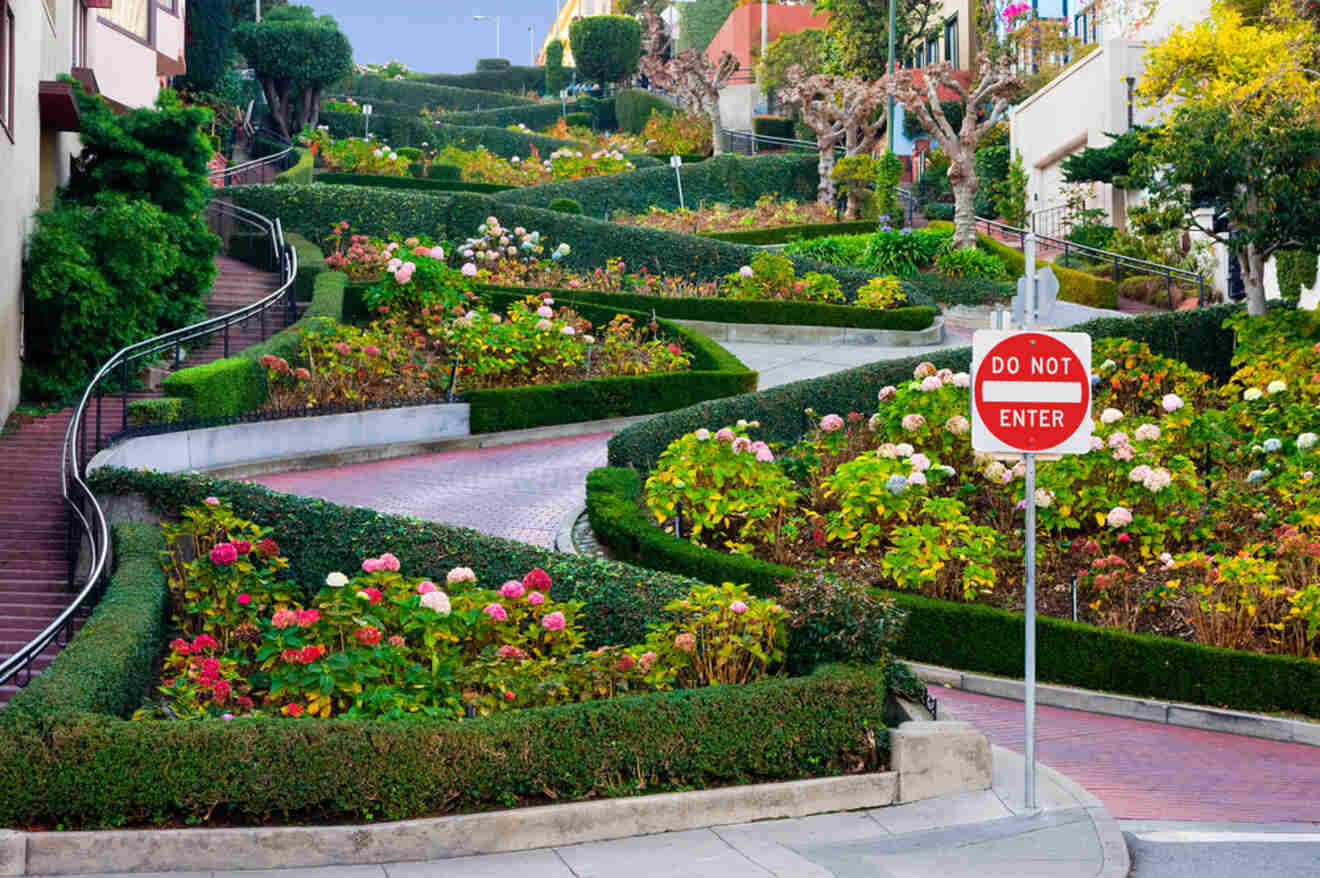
[
  {"xmin": 886, "ymin": 0, "xmax": 896, "ymax": 153},
  {"xmin": 473, "ymin": 15, "xmax": 502, "ymax": 59},
  {"xmin": 529, "ymin": 24, "xmax": 535, "ymax": 65}
]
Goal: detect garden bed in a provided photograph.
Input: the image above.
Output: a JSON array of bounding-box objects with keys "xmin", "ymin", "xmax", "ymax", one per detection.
[{"xmin": 0, "ymin": 473, "xmax": 902, "ymax": 828}]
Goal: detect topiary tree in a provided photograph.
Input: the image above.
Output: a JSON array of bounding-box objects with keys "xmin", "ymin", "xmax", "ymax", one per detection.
[
  {"xmin": 233, "ymin": 6, "xmax": 353, "ymax": 138},
  {"xmin": 569, "ymin": 15, "xmax": 643, "ymax": 88},
  {"xmin": 887, "ymin": 53, "xmax": 1022, "ymax": 249},
  {"xmin": 778, "ymin": 67, "xmax": 888, "ymax": 205},
  {"xmin": 545, "ymin": 39, "xmax": 566, "ymax": 95},
  {"xmin": 180, "ymin": 0, "xmax": 235, "ymax": 94}
]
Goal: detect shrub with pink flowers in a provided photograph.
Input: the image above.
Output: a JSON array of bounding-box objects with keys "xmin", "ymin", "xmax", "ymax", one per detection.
[{"xmin": 137, "ymin": 501, "xmax": 790, "ymax": 721}]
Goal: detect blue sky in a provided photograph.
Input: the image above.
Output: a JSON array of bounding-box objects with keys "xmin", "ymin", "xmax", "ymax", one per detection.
[{"xmin": 310, "ymin": 0, "xmax": 563, "ymax": 74}]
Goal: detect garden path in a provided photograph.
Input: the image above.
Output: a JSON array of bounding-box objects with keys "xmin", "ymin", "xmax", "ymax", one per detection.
[
  {"xmin": 936, "ymin": 687, "xmax": 1320, "ymax": 824},
  {"xmin": 0, "ymin": 254, "xmax": 281, "ymax": 705}
]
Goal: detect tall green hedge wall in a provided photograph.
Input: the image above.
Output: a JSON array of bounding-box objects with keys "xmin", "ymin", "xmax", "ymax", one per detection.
[
  {"xmin": 442, "ymin": 96, "xmax": 616, "ymax": 131},
  {"xmin": 339, "ymin": 76, "xmax": 538, "ymax": 111},
  {"xmin": 412, "ymin": 66, "xmax": 561, "ymax": 94}
]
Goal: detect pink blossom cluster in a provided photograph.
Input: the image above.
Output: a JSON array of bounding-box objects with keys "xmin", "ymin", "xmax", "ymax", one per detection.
[
  {"xmin": 819, "ymin": 413, "xmax": 845, "ymax": 432},
  {"xmin": 361, "ymin": 553, "xmax": 402, "ymax": 573}
]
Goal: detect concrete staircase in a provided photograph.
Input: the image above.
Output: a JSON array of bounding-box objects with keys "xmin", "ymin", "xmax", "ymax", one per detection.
[{"xmin": 0, "ymin": 254, "xmax": 282, "ymax": 705}]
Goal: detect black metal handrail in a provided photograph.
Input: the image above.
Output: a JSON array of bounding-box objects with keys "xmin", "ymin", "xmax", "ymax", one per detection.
[
  {"xmin": 1030, "ymin": 204, "xmax": 1070, "ymax": 239},
  {"xmin": 0, "ymin": 199, "xmax": 298, "ymax": 692},
  {"xmin": 211, "ymin": 127, "xmax": 298, "ymax": 187},
  {"xmin": 975, "ymin": 215, "xmax": 1209, "ymax": 309}
]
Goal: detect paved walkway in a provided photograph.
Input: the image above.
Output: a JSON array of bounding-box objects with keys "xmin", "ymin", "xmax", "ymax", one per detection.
[{"xmin": 936, "ymin": 688, "xmax": 1320, "ymax": 824}]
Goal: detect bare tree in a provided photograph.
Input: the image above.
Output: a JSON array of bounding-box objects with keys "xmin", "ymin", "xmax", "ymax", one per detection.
[
  {"xmin": 640, "ymin": 11, "xmax": 740, "ymax": 155},
  {"xmin": 887, "ymin": 53, "xmax": 1021, "ymax": 248},
  {"xmin": 778, "ymin": 66, "xmax": 888, "ymax": 206}
]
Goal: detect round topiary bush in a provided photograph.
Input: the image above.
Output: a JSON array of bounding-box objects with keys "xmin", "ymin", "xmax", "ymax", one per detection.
[
  {"xmin": 548, "ymin": 197, "xmax": 584, "ymax": 215},
  {"xmin": 426, "ymin": 163, "xmax": 461, "ymax": 181},
  {"xmin": 564, "ymin": 112, "xmax": 592, "ymax": 128}
]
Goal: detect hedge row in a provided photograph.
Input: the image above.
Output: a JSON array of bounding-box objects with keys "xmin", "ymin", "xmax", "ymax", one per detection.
[
  {"xmin": 430, "ymin": 124, "xmax": 660, "ymax": 169},
  {"xmin": 412, "ymin": 66, "xmax": 566, "ymax": 94},
  {"xmin": 586, "ymin": 467, "xmax": 792, "ymax": 596},
  {"xmin": 928, "ymin": 222, "xmax": 1119, "ymax": 310},
  {"xmin": 703, "ymin": 220, "xmax": 883, "ymax": 245},
  {"xmin": 225, "ymin": 186, "xmax": 904, "ymax": 300},
  {"xmin": 480, "ymin": 283, "xmax": 938, "ymax": 331},
  {"xmin": 887, "ymin": 591, "xmax": 1320, "ymax": 717},
  {"xmin": 315, "ymin": 173, "xmax": 514, "ymax": 194},
  {"xmin": 616, "ymin": 88, "xmax": 674, "ymax": 133},
  {"xmin": 158, "ymin": 272, "xmax": 348, "ymax": 420},
  {"xmin": 0, "ymin": 524, "xmax": 168, "ymax": 733},
  {"xmin": 287, "ymin": 231, "xmax": 326, "ymax": 301},
  {"xmin": 494, "ymin": 153, "xmax": 819, "ymax": 217},
  {"xmin": 339, "ymin": 75, "xmax": 539, "ymax": 111},
  {"xmin": 442, "ymin": 96, "xmax": 616, "ymax": 131},
  {"xmin": 606, "ymin": 302, "xmax": 1244, "ymax": 472},
  {"xmin": 320, "ymin": 109, "xmax": 435, "ymax": 148},
  {"xmin": 273, "ymin": 148, "xmax": 314, "ymax": 185}
]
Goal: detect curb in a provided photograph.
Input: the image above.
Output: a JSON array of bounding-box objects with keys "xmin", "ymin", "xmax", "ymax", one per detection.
[
  {"xmin": 197, "ymin": 414, "xmax": 656, "ymax": 481},
  {"xmin": 553, "ymin": 502, "xmax": 586, "ymax": 555},
  {"xmin": 989, "ymin": 745, "xmax": 1131, "ymax": 878},
  {"xmin": 912, "ymin": 661, "xmax": 1320, "ymax": 748},
  {"xmin": 13, "ymin": 774, "xmax": 899, "ymax": 876},
  {"xmin": 671, "ymin": 315, "xmax": 945, "ymax": 348}
]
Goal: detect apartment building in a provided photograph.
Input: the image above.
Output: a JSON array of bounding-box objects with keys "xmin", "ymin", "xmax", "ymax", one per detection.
[{"xmin": 0, "ymin": 0, "xmax": 184, "ymax": 422}]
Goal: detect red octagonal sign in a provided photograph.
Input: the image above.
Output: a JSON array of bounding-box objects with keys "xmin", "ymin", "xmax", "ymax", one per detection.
[{"xmin": 971, "ymin": 330, "xmax": 1092, "ymax": 454}]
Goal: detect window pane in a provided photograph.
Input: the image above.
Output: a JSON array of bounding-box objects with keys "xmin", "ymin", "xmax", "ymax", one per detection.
[{"xmin": 105, "ymin": 0, "xmax": 149, "ymax": 39}]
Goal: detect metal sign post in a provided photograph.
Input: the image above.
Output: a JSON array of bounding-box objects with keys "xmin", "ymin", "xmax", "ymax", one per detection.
[
  {"xmin": 363, "ymin": 104, "xmax": 373, "ymax": 139},
  {"xmin": 560, "ymin": 89, "xmax": 568, "ymax": 119},
  {"xmin": 971, "ymin": 328, "xmax": 1092, "ymax": 812},
  {"xmin": 671, "ymin": 154, "xmax": 684, "ymax": 210}
]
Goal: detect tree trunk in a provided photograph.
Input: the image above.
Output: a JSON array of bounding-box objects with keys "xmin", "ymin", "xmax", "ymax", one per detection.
[
  {"xmin": 308, "ymin": 87, "xmax": 323, "ymax": 130},
  {"xmin": 709, "ymin": 103, "xmax": 723, "ymax": 156},
  {"xmin": 816, "ymin": 141, "xmax": 837, "ymax": 206},
  {"xmin": 1238, "ymin": 242, "xmax": 1269, "ymax": 316},
  {"xmin": 949, "ymin": 153, "xmax": 978, "ymax": 249},
  {"xmin": 260, "ymin": 77, "xmax": 290, "ymax": 140}
]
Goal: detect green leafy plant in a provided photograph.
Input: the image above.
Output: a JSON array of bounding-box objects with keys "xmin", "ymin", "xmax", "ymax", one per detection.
[
  {"xmin": 935, "ymin": 247, "xmax": 1008, "ymax": 280},
  {"xmin": 569, "ymin": 15, "xmax": 642, "ymax": 86}
]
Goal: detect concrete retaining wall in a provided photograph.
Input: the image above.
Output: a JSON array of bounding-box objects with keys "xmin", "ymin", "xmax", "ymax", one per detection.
[{"xmin": 88, "ymin": 404, "xmax": 470, "ymax": 476}]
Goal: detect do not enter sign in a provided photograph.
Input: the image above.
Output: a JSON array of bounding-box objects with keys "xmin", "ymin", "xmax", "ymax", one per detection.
[{"xmin": 971, "ymin": 330, "xmax": 1092, "ymax": 454}]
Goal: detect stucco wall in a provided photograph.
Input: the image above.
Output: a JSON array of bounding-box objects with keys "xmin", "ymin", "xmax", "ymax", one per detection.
[
  {"xmin": 91, "ymin": 21, "xmax": 161, "ymax": 109},
  {"xmin": 156, "ymin": 1, "xmax": 185, "ymax": 63},
  {"xmin": 707, "ymin": 3, "xmax": 830, "ymax": 72}
]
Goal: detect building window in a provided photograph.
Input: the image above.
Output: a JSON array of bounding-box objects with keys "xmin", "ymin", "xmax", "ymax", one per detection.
[
  {"xmin": 157, "ymin": 0, "xmax": 178, "ymax": 16},
  {"xmin": 925, "ymin": 35, "xmax": 938, "ymax": 66},
  {"xmin": 0, "ymin": 2, "xmax": 12, "ymax": 141},
  {"xmin": 944, "ymin": 15, "xmax": 958, "ymax": 66},
  {"xmin": 102, "ymin": 0, "xmax": 151, "ymax": 43}
]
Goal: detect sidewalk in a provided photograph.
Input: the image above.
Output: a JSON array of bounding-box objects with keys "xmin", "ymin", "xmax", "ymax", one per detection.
[{"xmin": 38, "ymin": 747, "xmax": 1125, "ymax": 878}]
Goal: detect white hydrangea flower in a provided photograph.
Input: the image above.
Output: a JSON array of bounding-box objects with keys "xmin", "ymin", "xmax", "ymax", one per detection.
[{"xmin": 325, "ymin": 571, "xmax": 349, "ymax": 588}]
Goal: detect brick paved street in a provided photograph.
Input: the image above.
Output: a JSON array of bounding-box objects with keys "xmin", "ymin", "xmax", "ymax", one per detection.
[
  {"xmin": 937, "ymin": 687, "xmax": 1320, "ymax": 824},
  {"xmin": 252, "ymin": 432, "xmax": 611, "ymax": 548}
]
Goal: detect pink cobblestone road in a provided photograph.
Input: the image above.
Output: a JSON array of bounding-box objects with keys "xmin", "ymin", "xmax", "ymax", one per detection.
[
  {"xmin": 251, "ymin": 433, "xmax": 610, "ymax": 548},
  {"xmin": 937, "ymin": 687, "xmax": 1320, "ymax": 823}
]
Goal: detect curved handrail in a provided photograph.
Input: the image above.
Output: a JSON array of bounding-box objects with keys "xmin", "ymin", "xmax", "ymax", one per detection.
[
  {"xmin": 210, "ymin": 128, "xmax": 297, "ymax": 186},
  {"xmin": 0, "ymin": 198, "xmax": 298, "ymax": 691}
]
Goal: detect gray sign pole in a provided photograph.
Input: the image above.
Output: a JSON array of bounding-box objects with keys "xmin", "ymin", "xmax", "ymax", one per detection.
[{"xmin": 1021, "ymin": 231, "xmax": 1039, "ymax": 812}]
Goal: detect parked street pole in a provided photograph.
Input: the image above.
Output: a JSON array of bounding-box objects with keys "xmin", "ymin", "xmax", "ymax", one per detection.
[
  {"xmin": 671, "ymin": 154, "xmax": 685, "ymax": 210},
  {"xmin": 886, "ymin": 0, "xmax": 897, "ymax": 153},
  {"xmin": 1022, "ymin": 229, "xmax": 1038, "ymax": 811}
]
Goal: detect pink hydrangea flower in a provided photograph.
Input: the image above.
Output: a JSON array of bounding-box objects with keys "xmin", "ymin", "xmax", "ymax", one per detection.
[
  {"xmin": 420, "ymin": 590, "xmax": 451, "ymax": 614},
  {"xmin": 237, "ymin": 593, "xmax": 252, "ymax": 606},
  {"xmin": 715, "ymin": 427, "xmax": 736, "ymax": 443},
  {"xmin": 953, "ymin": 372, "xmax": 971, "ymax": 388},
  {"xmin": 446, "ymin": 567, "xmax": 476, "ymax": 585},
  {"xmin": 1134, "ymin": 423, "xmax": 1161, "ymax": 442},
  {"xmin": 878, "ymin": 386, "xmax": 897, "ymax": 402},
  {"xmin": 902, "ymin": 414, "xmax": 926, "ymax": 433},
  {"xmin": 523, "ymin": 568, "xmax": 552, "ymax": 592},
  {"xmin": 674, "ymin": 632, "xmax": 696, "ymax": 652},
  {"xmin": 296, "ymin": 609, "xmax": 320, "ymax": 627},
  {"xmin": 920, "ymin": 376, "xmax": 943, "ymax": 392},
  {"xmin": 484, "ymin": 603, "xmax": 508, "ymax": 621},
  {"xmin": 204, "ymin": 497, "xmax": 221, "ymax": 506},
  {"xmin": 731, "ymin": 436, "xmax": 752, "ymax": 454},
  {"xmin": 639, "ymin": 651, "xmax": 658, "ymax": 671},
  {"xmin": 945, "ymin": 416, "xmax": 970, "ymax": 435},
  {"xmin": 755, "ymin": 446, "xmax": 774, "ymax": 463},
  {"xmin": 527, "ymin": 591, "xmax": 546, "ymax": 605},
  {"xmin": 913, "ymin": 362, "xmax": 937, "ymax": 379},
  {"xmin": 500, "ymin": 580, "xmax": 526, "ymax": 599},
  {"xmin": 1106, "ymin": 506, "xmax": 1133, "ymax": 528},
  {"xmin": 193, "ymin": 634, "xmax": 218, "ymax": 651},
  {"xmin": 694, "ymin": 428, "xmax": 711, "ymax": 441},
  {"xmin": 541, "ymin": 610, "xmax": 567, "ymax": 630},
  {"xmin": 379, "ymin": 553, "xmax": 401, "ymax": 572},
  {"xmin": 1089, "ymin": 435, "xmax": 1104, "ymax": 452},
  {"xmin": 819, "ymin": 414, "xmax": 845, "ymax": 432},
  {"xmin": 909, "ymin": 453, "xmax": 931, "ymax": 472},
  {"xmin": 356, "ymin": 588, "xmax": 383, "ymax": 605},
  {"xmin": 537, "ymin": 305, "xmax": 554, "ymax": 318},
  {"xmin": 362, "ymin": 557, "xmax": 382, "ymax": 573},
  {"xmin": 271, "ymin": 609, "xmax": 298, "ymax": 629},
  {"xmin": 461, "ymin": 263, "xmax": 478, "ymax": 277},
  {"xmin": 417, "ymin": 580, "xmax": 438, "ymax": 594},
  {"xmin": 908, "ymin": 471, "xmax": 928, "ymax": 486},
  {"xmin": 209, "ymin": 543, "xmax": 238, "ymax": 566},
  {"xmin": 729, "ymin": 601, "xmax": 748, "ymax": 614}
]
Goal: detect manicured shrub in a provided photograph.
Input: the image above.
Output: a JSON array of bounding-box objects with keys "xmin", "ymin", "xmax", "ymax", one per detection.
[
  {"xmin": 569, "ymin": 15, "xmax": 642, "ymax": 86},
  {"xmin": 548, "ymin": 197, "xmax": 584, "ymax": 214},
  {"xmin": 428, "ymin": 162, "xmax": 461, "ymax": 180},
  {"xmin": 617, "ymin": 88, "xmax": 674, "ymax": 133},
  {"xmin": 341, "ymin": 75, "xmax": 537, "ymax": 111},
  {"xmin": 706, "ymin": 220, "xmax": 883, "ymax": 245},
  {"xmin": 0, "ymin": 524, "xmax": 169, "ymax": 732},
  {"xmin": 564, "ymin": 111, "xmax": 592, "ymax": 128},
  {"xmin": 287, "ymin": 231, "xmax": 326, "ymax": 302},
  {"xmin": 923, "ymin": 203, "xmax": 953, "ymax": 221},
  {"xmin": 495, "ymin": 152, "xmax": 819, "ymax": 216},
  {"xmin": 159, "ymin": 356, "xmax": 266, "ymax": 419},
  {"xmin": 752, "ymin": 115, "xmax": 796, "ymax": 140},
  {"xmin": 476, "ymin": 58, "xmax": 512, "ymax": 71},
  {"xmin": 1276, "ymin": 249, "xmax": 1318, "ymax": 300},
  {"xmin": 936, "ymin": 247, "xmax": 1008, "ymax": 281},
  {"xmin": 126, "ymin": 396, "xmax": 193, "ymax": 426},
  {"xmin": 273, "ymin": 148, "xmax": 314, "ymax": 184},
  {"xmin": 414, "ymin": 66, "xmax": 553, "ymax": 94},
  {"xmin": 544, "ymin": 39, "xmax": 566, "ymax": 94},
  {"xmin": 902, "ymin": 273, "xmax": 1014, "ymax": 307},
  {"xmin": 315, "ymin": 173, "xmax": 512, "ymax": 193},
  {"xmin": 442, "ymin": 98, "xmax": 610, "ymax": 130}
]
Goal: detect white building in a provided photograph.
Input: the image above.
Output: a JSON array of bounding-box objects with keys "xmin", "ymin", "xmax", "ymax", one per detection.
[{"xmin": 0, "ymin": 0, "xmax": 185, "ymax": 423}]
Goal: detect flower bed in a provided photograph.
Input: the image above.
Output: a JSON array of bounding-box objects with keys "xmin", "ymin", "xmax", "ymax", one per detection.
[
  {"xmin": 0, "ymin": 473, "xmax": 903, "ymax": 827},
  {"xmin": 613, "ymin": 195, "xmax": 843, "ymax": 236}
]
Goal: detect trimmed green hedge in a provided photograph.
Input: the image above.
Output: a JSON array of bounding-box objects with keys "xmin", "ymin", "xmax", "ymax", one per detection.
[
  {"xmin": 341, "ymin": 76, "xmax": 538, "ymax": 111},
  {"xmin": 617, "ymin": 88, "xmax": 674, "ymax": 133},
  {"xmin": 495, "ymin": 153, "xmax": 819, "ymax": 217},
  {"xmin": 753, "ymin": 116, "xmax": 796, "ymax": 140},
  {"xmin": 287, "ymin": 231, "xmax": 326, "ymax": 302},
  {"xmin": 0, "ymin": 658, "xmax": 885, "ymax": 826},
  {"xmin": 1276, "ymin": 249, "xmax": 1318, "ymax": 300},
  {"xmin": 927, "ymin": 221, "xmax": 1119, "ymax": 309},
  {"xmin": 273, "ymin": 147, "xmax": 314, "ymax": 185},
  {"xmin": 887, "ymin": 590, "xmax": 1320, "ymax": 717},
  {"xmin": 320, "ymin": 110, "xmax": 432, "ymax": 148},
  {"xmin": 316, "ymin": 173, "xmax": 514, "ymax": 194},
  {"xmin": 606, "ymin": 303, "xmax": 1244, "ymax": 472},
  {"xmin": 702, "ymin": 220, "xmax": 881, "ymax": 245},
  {"xmin": 903, "ymin": 273, "xmax": 1015, "ymax": 307},
  {"xmin": 126, "ymin": 396, "xmax": 191, "ymax": 426},
  {"xmin": 480, "ymin": 283, "xmax": 938, "ymax": 331},
  {"xmin": 587, "ymin": 467, "xmax": 792, "ymax": 596},
  {"xmin": 225, "ymin": 186, "xmax": 905, "ymax": 301},
  {"xmin": 413, "ymin": 66, "xmax": 559, "ymax": 94},
  {"xmin": 442, "ymin": 96, "xmax": 615, "ymax": 130},
  {"xmin": 0, "ymin": 524, "xmax": 168, "ymax": 733}
]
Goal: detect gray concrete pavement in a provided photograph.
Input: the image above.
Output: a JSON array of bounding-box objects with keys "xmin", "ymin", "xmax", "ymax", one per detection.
[
  {"xmin": 37, "ymin": 748, "xmax": 1125, "ymax": 878},
  {"xmin": 1124, "ymin": 821, "xmax": 1320, "ymax": 878},
  {"xmin": 724, "ymin": 333, "xmax": 972, "ymax": 391}
]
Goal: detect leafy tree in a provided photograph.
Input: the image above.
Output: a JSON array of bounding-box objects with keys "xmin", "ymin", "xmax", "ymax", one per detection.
[
  {"xmin": 676, "ymin": 0, "xmax": 735, "ymax": 53},
  {"xmin": 887, "ymin": 53, "xmax": 1022, "ymax": 248},
  {"xmin": 233, "ymin": 6, "xmax": 352, "ymax": 138},
  {"xmin": 902, "ymin": 100, "xmax": 963, "ymax": 139},
  {"xmin": 229, "ymin": 0, "xmax": 288, "ymax": 23},
  {"xmin": 615, "ymin": 0, "xmax": 671, "ymax": 16},
  {"xmin": 813, "ymin": 0, "xmax": 944, "ymax": 79},
  {"xmin": 545, "ymin": 39, "xmax": 566, "ymax": 95},
  {"xmin": 1060, "ymin": 127, "xmax": 1153, "ymax": 186},
  {"xmin": 181, "ymin": 0, "xmax": 235, "ymax": 94},
  {"xmin": 757, "ymin": 27, "xmax": 828, "ymax": 94},
  {"xmin": 569, "ymin": 15, "xmax": 643, "ymax": 87},
  {"xmin": 1132, "ymin": 2, "xmax": 1320, "ymax": 315}
]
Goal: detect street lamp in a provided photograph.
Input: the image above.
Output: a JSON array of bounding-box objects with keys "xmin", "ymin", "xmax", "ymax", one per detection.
[
  {"xmin": 473, "ymin": 15, "xmax": 502, "ymax": 59},
  {"xmin": 529, "ymin": 24, "xmax": 535, "ymax": 65}
]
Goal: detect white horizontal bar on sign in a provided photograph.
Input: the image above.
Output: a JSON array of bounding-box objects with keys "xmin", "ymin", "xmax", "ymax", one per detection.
[{"xmin": 981, "ymin": 381, "xmax": 1082, "ymax": 404}]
